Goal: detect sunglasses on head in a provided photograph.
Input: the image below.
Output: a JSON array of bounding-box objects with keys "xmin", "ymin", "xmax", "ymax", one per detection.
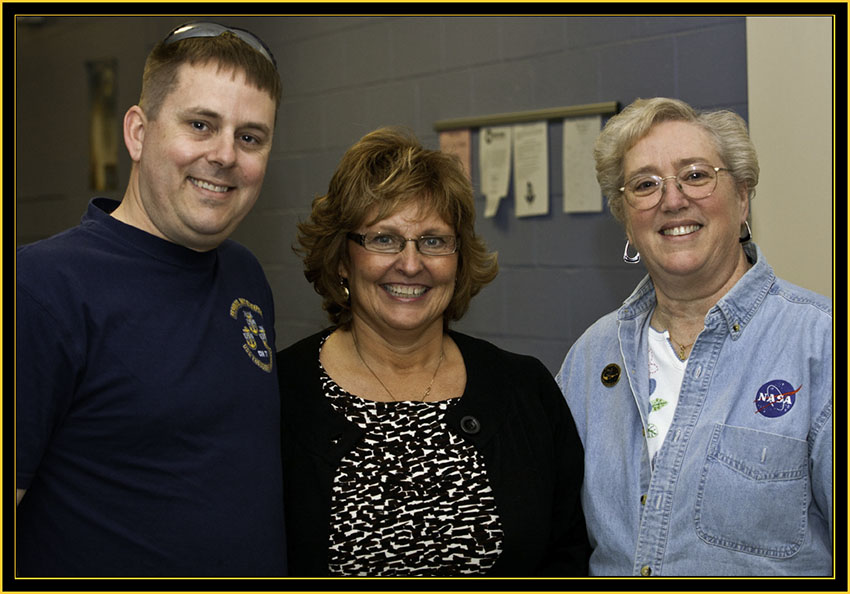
[{"xmin": 163, "ymin": 21, "xmax": 277, "ymax": 68}]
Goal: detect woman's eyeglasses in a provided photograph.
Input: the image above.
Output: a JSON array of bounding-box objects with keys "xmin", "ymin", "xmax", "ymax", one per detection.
[
  {"xmin": 619, "ymin": 163, "xmax": 729, "ymax": 210},
  {"xmin": 347, "ymin": 232, "xmax": 459, "ymax": 256}
]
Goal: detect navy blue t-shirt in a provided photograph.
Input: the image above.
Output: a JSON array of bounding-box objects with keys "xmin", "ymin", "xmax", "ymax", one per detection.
[{"xmin": 16, "ymin": 198, "xmax": 287, "ymax": 576}]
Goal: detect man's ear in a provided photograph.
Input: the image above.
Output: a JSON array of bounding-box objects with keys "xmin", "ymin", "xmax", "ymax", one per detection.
[{"xmin": 123, "ymin": 105, "xmax": 147, "ymax": 162}]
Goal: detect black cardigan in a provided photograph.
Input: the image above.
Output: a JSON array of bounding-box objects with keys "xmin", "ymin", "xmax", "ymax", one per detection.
[{"xmin": 277, "ymin": 329, "xmax": 590, "ymax": 577}]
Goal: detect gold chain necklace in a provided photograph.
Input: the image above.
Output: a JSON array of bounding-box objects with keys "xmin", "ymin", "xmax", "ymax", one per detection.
[
  {"xmin": 670, "ymin": 337, "xmax": 693, "ymax": 361},
  {"xmin": 352, "ymin": 332, "xmax": 445, "ymax": 402}
]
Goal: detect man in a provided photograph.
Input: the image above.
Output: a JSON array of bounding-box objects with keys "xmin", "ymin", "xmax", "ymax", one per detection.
[{"xmin": 16, "ymin": 22, "xmax": 286, "ymax": 576}]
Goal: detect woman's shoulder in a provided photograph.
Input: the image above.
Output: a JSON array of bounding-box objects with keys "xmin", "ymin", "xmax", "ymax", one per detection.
[
  {"xmin": 449, "ymin": 330, "xmax": 549, "ymax": 377},
  {"xmin": 769, "ymin": 276, "xmax": 832, "ymax": 318},
  {"xmin": 279, "ymin": 328, "xmax": 332, "ymax": 351},
  {"xmin": 276, "ymin": 328, "xmax": 333, "ymax": 370},
  {"xmin": 569, "ymin": 309, "xmax": 621, "ymax": 350}
]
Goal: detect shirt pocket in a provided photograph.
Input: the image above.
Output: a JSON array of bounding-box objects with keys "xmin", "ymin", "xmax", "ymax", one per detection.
[{"xmin": 694, "ymin": 423, "xmax": 808, "ymax": 559}]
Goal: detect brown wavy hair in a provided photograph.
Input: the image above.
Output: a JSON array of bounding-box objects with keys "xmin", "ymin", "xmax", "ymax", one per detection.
[{"xmin": 296, "ymin": 126, "xmax": 499, "ymax": 328}]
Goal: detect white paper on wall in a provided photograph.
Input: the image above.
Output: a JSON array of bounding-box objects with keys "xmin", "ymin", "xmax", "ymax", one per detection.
[
  {"xmin": 562, "ymin": 115, "xmax": 603, "ymax": 213},
  {"xmin": 479, "ymin": 126, "xmax": 512, "ymax": 217},
  {"xmin": 513, "ymin": 121, "xmax": 549, "ymax": 218}
]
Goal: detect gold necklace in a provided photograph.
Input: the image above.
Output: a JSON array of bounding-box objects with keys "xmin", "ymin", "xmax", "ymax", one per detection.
[
  {"xmin": 670, "ymin": 337, "xmax": 693, "ymax": 360},
  {"xmin": 352, "ymin": 333, "xmax": 445, "ymax": 402}
]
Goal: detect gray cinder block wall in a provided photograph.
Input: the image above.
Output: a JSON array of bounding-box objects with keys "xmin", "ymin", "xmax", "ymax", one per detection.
[{"xmin": 15, "ymin": 15, "xmax": 748, "ymax": 373}]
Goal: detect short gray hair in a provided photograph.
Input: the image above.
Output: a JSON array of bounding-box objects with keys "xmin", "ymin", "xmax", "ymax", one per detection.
[{"xmin": 595, "ymin": 97, "xmax": 759, "ymax": 225}]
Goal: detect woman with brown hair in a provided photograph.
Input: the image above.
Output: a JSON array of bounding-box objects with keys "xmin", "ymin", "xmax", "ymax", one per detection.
[{"xmin": 278, "ymin": 126, "xmax": 589, "ymax": 577}]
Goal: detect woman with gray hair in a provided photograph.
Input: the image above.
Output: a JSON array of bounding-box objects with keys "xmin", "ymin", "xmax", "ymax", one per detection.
[{"xmin": 557, "ymin": 97, "xmax": 832, "ymax": 576}]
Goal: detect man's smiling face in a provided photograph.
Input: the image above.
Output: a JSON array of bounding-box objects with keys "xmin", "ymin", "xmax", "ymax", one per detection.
[{"xmin": 126, "ymin": 60, "xmax": 276, "ymax": 251}]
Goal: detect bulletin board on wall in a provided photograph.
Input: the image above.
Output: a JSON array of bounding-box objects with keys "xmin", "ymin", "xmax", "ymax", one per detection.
[{"xmin": 434, "ymin": 101, "xmax": 619, "ymax": 219}]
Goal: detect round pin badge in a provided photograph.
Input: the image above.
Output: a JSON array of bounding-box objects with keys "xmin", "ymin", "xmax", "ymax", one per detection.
[
  {"xmin": 754, "ymin": 379, "xmax": 800, "ymax": 418},
  {"xmin": 601, "ymin": 363, "xmax": 620, "ymax": 387}
]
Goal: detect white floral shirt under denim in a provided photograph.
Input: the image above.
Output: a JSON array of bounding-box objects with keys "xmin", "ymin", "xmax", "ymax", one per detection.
[{"xmin": 557, "ymin": 243, "xmax": 832, "ymax": 576}]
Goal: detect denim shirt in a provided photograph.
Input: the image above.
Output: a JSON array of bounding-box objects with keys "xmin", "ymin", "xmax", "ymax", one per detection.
[{"xmin": 556, "ymin": 243, "xmax": 832, "ymax": 576}]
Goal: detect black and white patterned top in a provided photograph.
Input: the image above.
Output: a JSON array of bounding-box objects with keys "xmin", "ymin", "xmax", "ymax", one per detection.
[{"xmin": 318, "ymin": 342, "xmax": 504, "ymax": 576}]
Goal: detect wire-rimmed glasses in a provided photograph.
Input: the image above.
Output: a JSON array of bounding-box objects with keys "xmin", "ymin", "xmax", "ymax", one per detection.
[{"xmin": 619, "ymin": 163, "xmax": 729, "ymax": 210}]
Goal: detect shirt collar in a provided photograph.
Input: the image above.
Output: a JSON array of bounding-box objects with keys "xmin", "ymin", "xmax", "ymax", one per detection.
[
  {"xmin": 618, "ymin": 274, "xmax": 655, "ymax": 321},
  {"xmin": 85, "ymin": 197, "xmax": 219, "ymax": 270},
  {"xmin": 712, "ymin": 242, "xmax": 775, "ymax": 340},
  {"xmin": 617, "ymin": 242, "xmax": 775, "ymax": 342}
]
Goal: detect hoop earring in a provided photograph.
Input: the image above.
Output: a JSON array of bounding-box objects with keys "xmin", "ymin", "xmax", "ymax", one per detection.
[
  {"xmin": 739, "ymin": 220, "xmax": 752, "ymax": 243},
  {"xmin": 340, "ymin": 278, "xmax": 350, "ymax": 302},
  {"xmin": 623, "ymin": 240, "xmax": 641, "ymax": 264}
]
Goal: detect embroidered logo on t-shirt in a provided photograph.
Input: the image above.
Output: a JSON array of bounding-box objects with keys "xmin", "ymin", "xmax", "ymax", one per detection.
[
  {"xmin": 754, "ymin": 380, "xmax": 801, "ymax": 417},
  {"xmin": 230, "ymin": 298, "xmax": 272, "ymax": 373}
]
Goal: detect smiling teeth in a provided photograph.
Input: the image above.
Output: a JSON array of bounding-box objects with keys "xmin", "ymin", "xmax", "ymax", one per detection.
[
  {"xmin": 190, "ymin": 178, "xmax": 230, "ymax": 193},
  {"xmin": 384, "ymin": 284, "xmax": 427, "ymax": 297},
  {"xmin": 662, "ymin": 224, "xmax": 701, "ymax": 236}
]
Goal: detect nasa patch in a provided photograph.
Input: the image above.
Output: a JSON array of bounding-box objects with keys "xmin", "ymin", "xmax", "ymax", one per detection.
[{"xmin": 754, "ymin": 379, "xmax": 801, "ymax": 418}]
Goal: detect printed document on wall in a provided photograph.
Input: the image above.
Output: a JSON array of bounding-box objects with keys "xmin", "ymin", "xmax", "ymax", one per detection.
[
  {"xmin": 513, "ymin": 121, "xmax": 549, "ymax": 218},
  {"xmin": 479, "ymin": 126, "xmax": 512, "ymax": 217},
  {"xmin": 439, "ymin": 129, "xmax": 472, "ymax": 180},
  {"xmin": 562, "ymin": 115, "xmax": 603, "ymax": 213}
]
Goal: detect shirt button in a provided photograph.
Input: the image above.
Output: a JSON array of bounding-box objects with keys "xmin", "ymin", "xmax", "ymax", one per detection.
[
  {"xmin": 460, "ymin": 415, "xmax": 481, "ymax": 434},
  {"xmin": 640, "ymin": 494, "xmax": 647, "ymax": 505},
  {"xmin": 640, "ymin": 565, "xmax": 652, "ymax": 576}
]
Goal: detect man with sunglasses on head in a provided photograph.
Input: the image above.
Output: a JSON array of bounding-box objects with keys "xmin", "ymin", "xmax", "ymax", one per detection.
[{"xmin": 16, "ymin": 22, "xmax": 287, "ymax": 576}]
